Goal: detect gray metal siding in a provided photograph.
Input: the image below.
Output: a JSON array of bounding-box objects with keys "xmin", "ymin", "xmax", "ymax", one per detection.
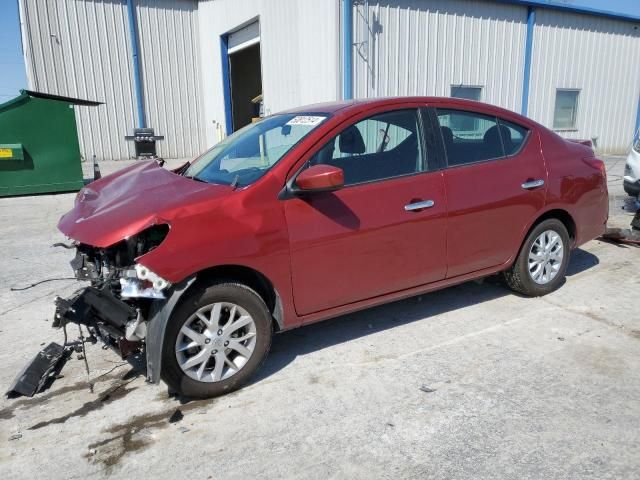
[
  {"xmin": 19, "ymin": 0, "xmax": 640, "ymax": 157},
  {"xmin": 136, "ymin": 0, "xmax": 205, "ymax": 159},
  {"xmin": 528, "ymin": 9, "xmax": 640, "ymax": 153},
  {"xmin": 352, "ymin": 0, "xmax": 528, "ymax": 114},
  {"xmin": 20, "ymin": 0, "xmax": 205, "ymax": 160}
]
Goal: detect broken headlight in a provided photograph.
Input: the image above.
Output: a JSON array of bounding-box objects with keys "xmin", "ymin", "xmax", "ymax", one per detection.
[{"xmin": 120, "ymin": 264, "xmax": 171, "ymax": 299}]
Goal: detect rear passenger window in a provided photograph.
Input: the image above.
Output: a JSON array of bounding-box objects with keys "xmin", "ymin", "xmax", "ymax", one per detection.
[
  {"xmin": 436, "ymin": 109, "xmax": 504, "ymax": 166},
  {"xmin": 309, "ymin": 109, "xmax": 425, "ymax": 186},
  {"xmin": 498, "ymin": 119, "xmax": 529, "ymax": 156}
]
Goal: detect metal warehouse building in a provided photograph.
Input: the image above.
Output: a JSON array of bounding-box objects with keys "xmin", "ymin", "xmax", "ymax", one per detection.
[{"xmin": 18, "ymin": 0, "xmax": 640, "ymax": 159}]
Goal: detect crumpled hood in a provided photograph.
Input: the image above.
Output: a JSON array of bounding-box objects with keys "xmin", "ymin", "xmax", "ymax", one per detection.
[{"xmin": 58, "ymin": 160, "xmax": 232, "ymax": 247}]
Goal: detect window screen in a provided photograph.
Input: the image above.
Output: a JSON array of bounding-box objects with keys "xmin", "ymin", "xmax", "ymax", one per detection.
[
  {"xmin": 450, "ymin": 87, "xmax": 482, "ymax": 131},
  {"xmin": 310, "ymin": 109, "xmax": 424, "ymax": 185},
  {"xmin": 553, "ymin": 90, "xmax": 579, "ymax": 129},
  {"xmin": 451, "ymin": 86, "xmax": 482, "ymax": 101},
  {"xmin": 436, "ymin": 109, "xmax": 505, "ymax": 166}
]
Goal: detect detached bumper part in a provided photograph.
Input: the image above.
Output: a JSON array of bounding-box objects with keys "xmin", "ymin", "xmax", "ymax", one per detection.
[
  {"xmin": 54, "ymin": 286, "xmax": 136, "ymax": 329},
  {"xmin": 53, "ymin": 286, "xmax": 141, "ymax": 359},
  {"xmin": 6, "ymin": 343, "xmax": 68, "ymax": 397}
]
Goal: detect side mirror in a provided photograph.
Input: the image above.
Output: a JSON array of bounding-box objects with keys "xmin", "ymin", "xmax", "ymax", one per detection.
[{"xmin": 294, "ymin": 164, "xmax": 344, "ymax": 193}]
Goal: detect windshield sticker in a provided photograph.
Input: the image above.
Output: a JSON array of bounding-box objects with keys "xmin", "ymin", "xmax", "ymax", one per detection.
[{"xmin": 286, "ymin": 116, "xmax": 325, "ymax": 126}]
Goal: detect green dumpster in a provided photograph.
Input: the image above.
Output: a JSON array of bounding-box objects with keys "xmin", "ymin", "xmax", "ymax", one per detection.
[{"xmin": 0, "ymin": 90, "xmax": 102, "ymax": 197}]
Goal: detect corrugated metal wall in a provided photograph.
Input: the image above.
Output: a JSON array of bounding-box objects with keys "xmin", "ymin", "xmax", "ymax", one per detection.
[
  {"xmin": 197, "ymin": 0, "xmax": 339, "ymax": 146},
  {"xmin": 528, "ymin": 9, "xmax": 640, "ymax": 153},
  {"xmin": 352, "ymin": 0, "xmax": 528, "ymax": 114},
  {"xmin": 19, "ymin": 0, "xmax": 205, "ymax": 160},
  {"xmin": 19, "ymin": 0, "xmax": 639, "ymax": 156}
]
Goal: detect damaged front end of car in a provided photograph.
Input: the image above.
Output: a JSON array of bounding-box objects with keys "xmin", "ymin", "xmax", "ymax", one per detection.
[
  {"xmin": 7, "ymin": 160, "xmax": 226, "ymax": 397},
  {"xmin": 54, "ymin": 224, "xmax": 171, "ymax": 359},
  {"xmin": 8, "ymin": 224, "xmax": 178, "ymax": 398}
]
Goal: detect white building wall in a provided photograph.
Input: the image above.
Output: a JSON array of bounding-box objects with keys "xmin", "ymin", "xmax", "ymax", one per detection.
[
  {"xmin": 352, "ymin": 0, "xmax": 528, "ymax": 114},
  {"xmin": 528, "ymin": 9, "xmax": 640, "ymax": 154},
  {"xmin": 197, "ymin": 0, "xmax": 340, "ymax": 146},
  {"xmin": 19, "ymin": 0, "xmax": 205, "ymax": 160}
]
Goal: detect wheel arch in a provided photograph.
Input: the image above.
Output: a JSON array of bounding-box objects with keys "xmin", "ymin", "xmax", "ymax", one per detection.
[
  {"xmin": 510, "ymin": 208, "xmax": 576, "ymax": 267},
  {"xmin": 191, "ymin": 264, "xmax": 285, "ymax": 332},
  {"xmin": 507, "ymin": 208, "xmax": 577, "ymax": 269},
  {"xmin": 527, "ymin": 209, "xmax": 576, "ymax": 245},
  {"xmin": 145, "ymin": 264, "xmax": 284, "ymax": 385}
]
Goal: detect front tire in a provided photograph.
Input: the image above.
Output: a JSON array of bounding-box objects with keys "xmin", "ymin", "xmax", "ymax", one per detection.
[
  {"xmin": 504, "ymin": 219, "xmax": 570, "ymax": 296},
  {"xmin": 161, "ymin": 281, "xmax": 272, "ymax": 398}
]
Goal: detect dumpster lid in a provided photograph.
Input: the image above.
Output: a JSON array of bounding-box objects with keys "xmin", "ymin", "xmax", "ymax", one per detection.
[{"xmin": 22, "ymin": 89, "xmax": 103, "ymax": 106}]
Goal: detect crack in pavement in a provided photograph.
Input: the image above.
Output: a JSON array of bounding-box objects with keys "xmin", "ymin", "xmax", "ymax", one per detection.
[{"xmin": 541, "ymin": 298, "xmax": 635, "ymax": 338}]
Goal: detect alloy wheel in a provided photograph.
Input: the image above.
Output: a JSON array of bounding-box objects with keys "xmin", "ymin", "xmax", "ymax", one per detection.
[
  {"xmin": 175, "ymin": 302, "xmax": 257, "ymax": 382},
  {"xmin": 528, "ymin": 229, "xmax": 564, "ymax": 285}
]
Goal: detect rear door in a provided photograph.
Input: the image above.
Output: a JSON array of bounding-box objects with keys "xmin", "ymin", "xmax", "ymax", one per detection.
[
  {"xmin": 284, "ymin": 106, "xmax": 448, "ymax": 316},
  {"xmin": 432, "ymin": 107, "xmax": 547, "ymax": 277}
]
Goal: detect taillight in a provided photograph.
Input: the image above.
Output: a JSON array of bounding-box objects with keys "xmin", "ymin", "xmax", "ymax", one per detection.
[{"xmin": 583, "ymin": 157, "xmax": 606, "ymax": 181}]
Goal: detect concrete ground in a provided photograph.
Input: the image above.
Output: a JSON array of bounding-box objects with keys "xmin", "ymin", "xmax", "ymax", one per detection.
[{"xmin": 1, "ymin": 156, "xmax": 639, "ymax": 479}]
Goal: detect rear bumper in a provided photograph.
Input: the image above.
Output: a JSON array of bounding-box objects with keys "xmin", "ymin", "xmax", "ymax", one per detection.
[{"xmin": 623, "ymin": 179, "xmax": 640, "ymax": 197}]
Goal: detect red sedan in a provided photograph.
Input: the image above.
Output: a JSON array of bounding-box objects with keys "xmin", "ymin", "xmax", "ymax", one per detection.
[{"xmin": 56, "ymin": 97, "xmax": 608, "ymax": 398}]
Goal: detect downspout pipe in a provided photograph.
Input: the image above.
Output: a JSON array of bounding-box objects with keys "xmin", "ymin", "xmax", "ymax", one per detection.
[
  {"xmin": 126, "ymin": 0, "xmax": 145, "ymax": 128},
  {"xmin": 521, "ymin": 6, "xmax": 535, "ymax": 117},
  {"xmin": 635, "ymin": 94, "xmax": 640, "ymax": 141},
  {"xmin": 342, "ymin": 0, "xmax": 353, "ymax": 100}
]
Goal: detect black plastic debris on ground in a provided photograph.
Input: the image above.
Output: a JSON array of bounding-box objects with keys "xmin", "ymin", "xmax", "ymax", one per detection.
[
  {"xmin": 6, "ymin": 343, "xmax": 70, "ymax": 398},
  {"xmin": 601, "ymin": 205, "xmax": 640, "ymax": 246},
  {"xmin": 168, "ymin": 409, "xmax": 184, "ymax": 423}
]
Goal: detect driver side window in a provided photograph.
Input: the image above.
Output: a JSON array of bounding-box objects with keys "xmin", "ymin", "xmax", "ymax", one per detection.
[{"xmin": 309, "ymin": 109, "xmax": 425, "ymax": 186}]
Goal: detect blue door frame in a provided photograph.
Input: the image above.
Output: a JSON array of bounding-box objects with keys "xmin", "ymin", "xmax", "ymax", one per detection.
[{"xmin": 220, "ymin": 34, "xmax": 234, "ymax": 136}]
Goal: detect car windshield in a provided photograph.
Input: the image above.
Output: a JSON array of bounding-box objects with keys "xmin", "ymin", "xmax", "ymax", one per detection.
[{"xmin": 184, "ymin": 113, "xmax": 329, "ymax": 187}]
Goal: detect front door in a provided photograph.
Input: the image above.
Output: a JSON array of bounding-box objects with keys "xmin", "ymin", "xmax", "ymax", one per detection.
[{"xmin": 284, "ymin": 108, "xmax": 448, "ymax": 316}]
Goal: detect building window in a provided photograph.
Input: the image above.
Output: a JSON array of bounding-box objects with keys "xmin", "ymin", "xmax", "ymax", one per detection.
[
  {"xmin": 451, "ymin": 85, "xmax": 482, "ymax": 101},
  {"xmin": 450, "ymin": 86, "xmax": 482, "ymax": 131},
  {"xmin": 553, "ymin": 89, "xmax": 580, "ymax": 130}
]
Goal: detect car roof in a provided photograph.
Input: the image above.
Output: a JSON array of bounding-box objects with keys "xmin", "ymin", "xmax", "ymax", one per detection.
[{"xmin": 279, "ymin": 97, "xmax": 532, "ymax": 126}]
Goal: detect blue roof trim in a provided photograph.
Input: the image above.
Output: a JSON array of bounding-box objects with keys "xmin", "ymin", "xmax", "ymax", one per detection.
[{"xmin": 494, "ymin": 0, "xmax": 640, "ymax": 22}]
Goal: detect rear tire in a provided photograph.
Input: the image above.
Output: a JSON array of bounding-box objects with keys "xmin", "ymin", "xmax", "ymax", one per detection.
[
  {"xmin": 504, "ymin": 219, "xmax": 570, "ymax": 297},
  {"xmin": 161, "ymin": 281, "xmax": 272, "ymax": 398}
]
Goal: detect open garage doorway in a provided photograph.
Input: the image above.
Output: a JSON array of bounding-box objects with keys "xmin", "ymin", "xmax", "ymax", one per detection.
[{"xmin": 226, "ymin": 21, "xmax": 262, "ymax": 132}]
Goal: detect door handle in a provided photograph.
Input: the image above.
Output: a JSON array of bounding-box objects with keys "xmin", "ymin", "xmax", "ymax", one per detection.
[
  {"xmin": 404, "ymin": 200, "xmax": 435, "ymax": 211},
  {"xmin": 521, "ymin": 179, "xmax": 545, "ymax": 190}
]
